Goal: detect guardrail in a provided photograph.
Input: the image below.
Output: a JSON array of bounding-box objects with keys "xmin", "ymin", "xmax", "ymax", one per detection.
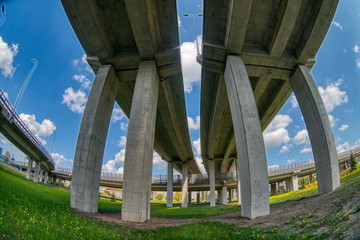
[{"xmin": 0, "ymin": 89, "xmax": 54, "ymax": 166}]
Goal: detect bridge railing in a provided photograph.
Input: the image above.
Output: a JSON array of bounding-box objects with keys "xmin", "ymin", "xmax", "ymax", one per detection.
[
  {"xmin": 0, "ymin": 89, "xmax": 55, "ymax": 166},
  {"xmin": 52, "ymin": 146, "xmax": 360, "ymax": 184}
]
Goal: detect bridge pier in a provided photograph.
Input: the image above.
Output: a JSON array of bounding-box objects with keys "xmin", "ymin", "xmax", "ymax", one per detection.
[
  {"xmin": 236, "ymin": 162, "xmax": 241, "ymax": 204},
  {"xmin": 122, "ymin": 61, "xmax": 159, "ymax": 222},
  {"xmin": 26, "ymin": 158, "xmax": 33, "ymax": 180},
  {"xmin": 33, "ymin": 161, "xmax": 40, "ymax": 183},
  {"xmin": 270, "ymin": 183, "xmax": 276, "ymax": 196},
  {"xmin": 290, "ymin": 65, "xmax": 340, "ymax": 194},
  {"xmin": 220, "ymin": 186, "xmax": 228, "ymax": 205},
  {"xmin": 181, "ymin": 161, "xmax": 189, "ymax": 208},
  {"xmin": 286, "ymin": 175, "xmax": 299, "ymax": 192},
  {"xmin": 208, "ymin": 159, "xmax": 216, "ymax": 207},
  {"xmin": 166, "ymin": 161, "xmax": 173, "ymax": 208},
  {"xmin": 224, "ymin": 55, "xmax": 270, "ymax": 219},
  {"xmin": 70, "ymin": 65, "xmax": 119, "ymax": 213},
  {"xmin": 44, "ymin": 171, "xmax": 49, "ymax": 184}
]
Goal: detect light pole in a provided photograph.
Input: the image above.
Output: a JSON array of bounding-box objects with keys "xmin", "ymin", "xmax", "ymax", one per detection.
[
  {"xmin": 182, "ymin": 13, "xmax": 203, "ymax": 64},
  {"xmin": 14, "ymin": 58, "xmax": 38, "ymax": 111}
]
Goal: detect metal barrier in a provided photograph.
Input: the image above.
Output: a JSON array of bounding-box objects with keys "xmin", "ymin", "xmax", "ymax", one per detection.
[{"xmin": 0, "ymin": 89, "xmax": 54, "ymax": 166}]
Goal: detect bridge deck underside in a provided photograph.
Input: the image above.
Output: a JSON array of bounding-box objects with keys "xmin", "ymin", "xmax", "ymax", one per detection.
[
  {"xmin": 200, "ymin": 0, "xmax": 338, "ymax": 173},
  {"xmin": 62, "ymin": 0, "xmax": 200, "ymax": 173}
]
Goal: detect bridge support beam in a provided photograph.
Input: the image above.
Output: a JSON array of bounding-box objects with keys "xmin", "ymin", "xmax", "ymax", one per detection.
[
  {"xmin": 44, "ymin": 171, "xmax": 49, "ymax": 184},
  {"xmin": 26, "ymin": 158, "xmax": 33, "ymax": 180},
  {"xmin": 209, "ymin": 159, "xmax": 216, "ymax": 207},
  {"xmin": 220, "ymin": 186, "xmax": 228, "ymax": 205},
  {"xmin": 166, "ymin": 161, "xmax": 173, "ymax": 208},
  {"xmin": 290, "ymin": 65, "xmax": 340, "ymax": 194},
  {"xmin": 70, "ymin": 65, "xmax": 119, "ymax": 213},
  {"xmin": 270, "ymin": 183, "xmax": 277, "ymax": 196},
  {"xmin": 236, "ymin": 161, "xmax": 241, "ymax": 204},
  {"xmin": 224, "ymin": 55, "xmax": 270, "ymax": 219},
  {"xmin": 33, "ymin": 162, "xmax": 40, "ymax": 183},
  {"xmin": 122, "ymin": 61, "xmax": 159, "ymax": 222},
  {"xmin": 181, "ymin": 161, "xmax": 189, "ymax": 208}
]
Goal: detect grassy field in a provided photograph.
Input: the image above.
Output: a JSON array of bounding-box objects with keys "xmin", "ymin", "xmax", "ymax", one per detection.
[{"xmin": 0, "ymin": 164, "xmax": 359, "ymax": 239}]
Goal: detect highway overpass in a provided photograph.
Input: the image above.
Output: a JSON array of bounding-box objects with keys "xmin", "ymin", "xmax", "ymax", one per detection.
[
  {"xmin": 0, "ymin": 89, "xmax": 54, "ymax": 182},
  {"xmin": 200, "ymin": 0, "xmax": 339, "ymax": 218},
  {"xmin": 61, "ymin": 0, "xmax": 340, "ymax": 222}
]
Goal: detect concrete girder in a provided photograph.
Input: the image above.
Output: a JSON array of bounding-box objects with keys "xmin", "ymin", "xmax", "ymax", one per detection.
[
  {"xmin": 290, "ymin": 65, "xmax": 340, "ymax": 194},
  {"xmin": 71, "ymin": 65, "xmax": 119, "ymax": 213}
]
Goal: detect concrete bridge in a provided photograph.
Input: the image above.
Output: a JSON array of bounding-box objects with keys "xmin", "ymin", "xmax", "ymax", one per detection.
[
  {"xmin": 200, "ymin": 0, "xmax": 339, "ymax": 218},
  {"xmin": 61, "ymin": 0, "xmax": 340, "ymax": 222},
  {"xmin": 0, "ymin": 89, "xmax": 54, "ymax": 183}
]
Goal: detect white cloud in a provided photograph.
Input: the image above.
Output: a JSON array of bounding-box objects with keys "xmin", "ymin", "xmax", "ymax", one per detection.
[
  {"xmin": 118, "ymin": 136, "xmax": 127, "ymax": 147},
  {"xmin": 278, "ymin": 144, "xmax": 292, "ymax": 154},
  {"xmin": 328, "ymin": 114, "xmax": 338, "ymax": 127},
  {"xmin": 19, "ymin": 113, "xmax": 56, "ymax": 145},
  {"xmin": 355, "ymin": 139, "xmax": 360, "ymax": 146},
  {"xmin": 73, "ymin": 54, "xmax": 92, "ymax": 73},
  {"xmin": 263, "ymin": 114, "xmax": 292, "ymax": 149},
  {"xmin": 290, "ymin": 95, "xmax": 298, "ymax": 108},
  {"xmin": 293, "ymin": 129, "xmax": 309, "ymax": 145},
  {"xmin": 51, "ymin": 153, "xmax": 72, "ymax": 166},
  {"xmin": 338, "ymin": 124, "xmax": 349, "ymax": 131},
  {"xmin": 356, "ymin": 58, "xmax": 360, "ymax": 69},
  {"xmin": 180, "ymin": 36, "xmax": 202, "ymax": 93},
  {"xmin": 353, "ymin": 44, "xmax": 360, "ymax": 53},
  {"xmin": 318, "ymin": 79, "xmax": 348, "ymax": 113},
  {"xmin": 111, "ymin": 107, "xmax": 126, "ymax": 123},
  {"xmin": 300, "ymin": 147, "xmax": 312, "ymax": 154},
  {"xmin": 177, "ymin": 15, "xmax": 182, "ymax": 27},
  {"xmin": 337, "ymin": 142, "xmax": 350, "ymax": 153},
  {"xmin": 62, "ymin": 87, "xmax": 87, "ymax": 114},
  {"xmin": 0, "ymin": 36, "xmax": 19, "ymax": 77},
  {"xmin": 287, "ymin": 159, "xmax": 295, "ymax": 163},
  {"xmin": 73, "ymin": 74, "xmax": 91, "ymax": 89},
  {"xmin": 331, "ymin": 21, "xmax": 343, "ymax": 30},
  {"xmin": 193, "ymin": 138, "xmax": 201, "ymax": 156},
  {"xmin": 120, "ymin": 122, "xmax": 128, "ymax": 131},
  {"xmin": 187, "ymin": 116, "xmax": 200, "ymax": 130},
  {"xmin": 103, "ymin": 148, "xmax": 126, "ymax": 172},
  {"xmin": 153, "ymin": 152, "xmax": 167, "ymax": 170}
]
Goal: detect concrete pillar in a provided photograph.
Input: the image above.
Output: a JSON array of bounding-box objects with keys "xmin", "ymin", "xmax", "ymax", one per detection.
[
  {"xmin": 166, "ymin": 161, "xmax": 173, "ymax": 208},
  {"xmin": 270, "ymin": 183, "xmax": 276, "ymax": 196},
  {"xmin": 290, "ymin": 65, "xmax": 340, "ymax": 194},
  {"xmin": 71, "ymin": 65, "xmax": 119, "ymax": 213},
  {"xmin": 201, "ymin": 191, "xmax": 205, "ymax": 202},
  {"xmin": 197, "ymin": 192, "xmax": 200, "ymax": 204},
  {"xmin": 122, "ymin": 61, "xmax": 159, "ymax": 222},
  {"xmin": 44, "ymin": 171, "xmax": 49, "ymax": 184},
  {"xmin": 188, "ymin": 191, "xmax": 192, "ymax": 205},
  {"xmin": 209, "ymin": 159, "xmax": 216, "ymax": 207},
  {"xmin": 285, "ymin": 178, "xmax": 293, "ymax": 192},
  {"xmin": 38, "ymin": 170, "xmax": 43, "ymax": 182},
  {"xmin": 26, "ymin": 158, "xmax": 33, "ymax": 180},
  {"xmin": 224, "ymin": 55, "xmax": 270, "ymax": 219},
  {"xmin": 181, "ymin": 162, "xmax": 189, "ymax": 208},
  {"xmin": 228, "ymin": 189, "xmax": 232, "ymax": 202},
  {"xmin": 292, "ymin": 175, "xmax": 299, "ymax": 191},
  {"xmin": 236, "ymin": 162, "xmax": 241, "ymax": 204},
  {"xmin": 221, "ymin": 186, "xmax": 228, "ymax": 205}
]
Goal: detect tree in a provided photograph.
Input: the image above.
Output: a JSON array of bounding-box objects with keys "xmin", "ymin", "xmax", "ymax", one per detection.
[
  {"xmin": 156, "ymin": 194, "xmax": 164, "ymax": 201},
  {"xmin": 174, "ymin": 192, "xmax": 182, "ymax": 201},
  {"xmin": 350, "ymin": 152, "xmax": 357, "ymax": 172}
]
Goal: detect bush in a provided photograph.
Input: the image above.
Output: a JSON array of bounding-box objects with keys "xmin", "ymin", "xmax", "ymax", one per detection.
[{"xmin": 156, "ymin": 194, "xmax": 164, "ymax": 201}]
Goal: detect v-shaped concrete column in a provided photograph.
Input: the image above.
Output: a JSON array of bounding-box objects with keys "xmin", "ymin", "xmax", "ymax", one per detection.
[
  {"xmin": 122, "ymin": 61, "xmax": 159, "ymax": 222},
  {"xmin": 33, "ymin": 161, "xmax": 40, "ymax": 183},
  {"xmin": 224, "ymin": 55, "xmax": 270, "ymax": 219},
  {"xmin": 208, "ymin": 159, "xmax": 216, "ymax": 207},
  {"xmin": 290, "ymin": 65, "xmax": 340, "ymax": 194},
  {"xmin": 181, "ymin": 161, "xmax": 189, "ymax": 208},
  {"xmin": 26, "ymin": 158, "xmax": 33, "ymax": 180},
  {"xmin": 70, "ymin": 65, "xmax": 119, "ymax": 213}
]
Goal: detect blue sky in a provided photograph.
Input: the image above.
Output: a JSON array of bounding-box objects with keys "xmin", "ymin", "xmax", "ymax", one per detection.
[{"xmin": 0, "ymin": 0, "xmax": 359, "ymax": 175}]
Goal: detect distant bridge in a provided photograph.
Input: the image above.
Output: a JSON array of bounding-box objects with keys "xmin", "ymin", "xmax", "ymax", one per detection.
[{"xmin": 0, "ymin": 89, "xmax": 54, "ymax": 176}]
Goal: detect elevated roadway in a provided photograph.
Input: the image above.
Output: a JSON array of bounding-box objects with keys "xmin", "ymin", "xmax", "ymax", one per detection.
[
  {"xmin": 0, "ymin": 89, "xmax": 54, "ymax": 172},
  {"xmin": 200, "ymin": 0, "xmax": 339, "ymax": 218}
]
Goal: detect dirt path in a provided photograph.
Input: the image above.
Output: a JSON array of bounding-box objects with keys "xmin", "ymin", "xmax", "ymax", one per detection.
[{"xmin": 78, "ymin": 179, "xmax": 360, "ymax": 238}]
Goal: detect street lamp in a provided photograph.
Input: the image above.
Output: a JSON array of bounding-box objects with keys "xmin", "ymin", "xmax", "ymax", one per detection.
[
  {"xmin": 14, "ymin": 58, "xmax": 38, "ymax": 111},
  {"xmin": 182, "ymin": 13, "xmax": 203, "ymax": 64}
]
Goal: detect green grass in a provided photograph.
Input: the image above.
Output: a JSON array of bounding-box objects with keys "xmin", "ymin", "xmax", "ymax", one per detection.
[{"xmin": 1, "ymin": 164, "xmax": 359, "ymax": 239}]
